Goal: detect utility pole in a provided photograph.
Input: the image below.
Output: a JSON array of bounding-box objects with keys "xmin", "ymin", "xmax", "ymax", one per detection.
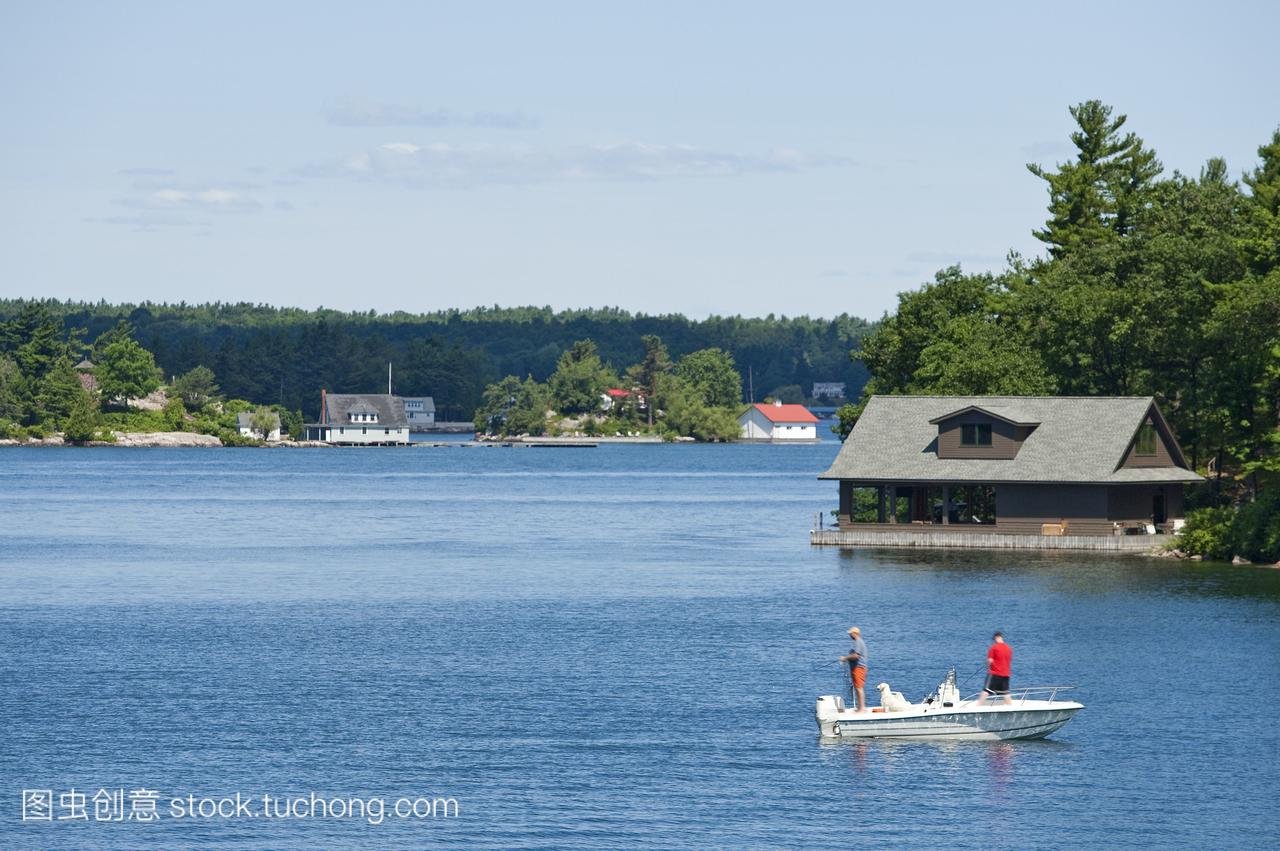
[
  {"xmin": 387, "ymin": 362, "xmax": 392, "ymax": 395},
  {"xmin": 748, "ymin": 366, "xmax": 754, "ymax": 403}
]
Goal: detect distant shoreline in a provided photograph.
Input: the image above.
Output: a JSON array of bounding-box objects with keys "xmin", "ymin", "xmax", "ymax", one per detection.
[{"xmin": 0, "ymin": 431, "xmax": 838, "ymax": 448}]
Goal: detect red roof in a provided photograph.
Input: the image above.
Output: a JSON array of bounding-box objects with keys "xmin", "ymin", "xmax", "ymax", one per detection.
[
  {"xmin": 752, "ymin": 402, "xmax": 819, "ymax": 424},
  {"xmin": 605, "ymin": 388, "xmax": 630, "ymax": 398}
]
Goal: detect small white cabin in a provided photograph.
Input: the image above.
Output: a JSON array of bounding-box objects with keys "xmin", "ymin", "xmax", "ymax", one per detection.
[{"xmin": 236, "ymin": 411, "xmax": 281, "ymax": 441}]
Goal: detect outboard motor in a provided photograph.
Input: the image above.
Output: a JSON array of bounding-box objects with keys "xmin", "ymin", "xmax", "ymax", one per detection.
[{"xmin": 815, "ymin": 695, "xmax": 845, "ymax": 735}]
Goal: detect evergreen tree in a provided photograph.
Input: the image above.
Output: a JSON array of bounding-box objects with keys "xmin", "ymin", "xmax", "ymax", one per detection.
[
  {"xmin": 1028, "ymin": 100, "xmax": 1161, "ymax": 257},
  {"xmin": 548, "ymin": 339, "xmax": 616, "ymax": 415},
  {"xmin": 1242, "ymin": 127, "xmax": 1280, "ymax": 275},
  {"xmin": 10, "ymin": 303, "xmax": 67, "ymax": 380},
  {"xmin": 170, "ymin": 365, "xmax": 221, "ymax": 410},
  {"xmin": 0, "ymin": 356, "xmax": 26, "ymax": 423},
  {"xmin": 474, "ymin": 375, "xmax": 549, "ymax": 436},
  {"xmin": 36, "ymin": 358, "xmax": 87, "ymax": 427},
  {"xmin": 625, "ymin": 335, "xmax": 673, "ymax": 427},
  {"xmin": 61, "ymin": 387, "xmax": 100, "ymax": 444}
]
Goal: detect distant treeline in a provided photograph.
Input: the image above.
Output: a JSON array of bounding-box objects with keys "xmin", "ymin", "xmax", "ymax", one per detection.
[{"xmin": 0, "ymin": 302, "xmax": 872, "ymax": 421}]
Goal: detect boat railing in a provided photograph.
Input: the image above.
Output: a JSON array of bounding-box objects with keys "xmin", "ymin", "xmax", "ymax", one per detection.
[{"xmin": 960, "ymin": 685, "xmax": 1075, "ymax": 706}]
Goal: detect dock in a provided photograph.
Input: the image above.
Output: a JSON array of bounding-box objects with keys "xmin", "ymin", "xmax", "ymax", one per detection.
[{"xmin": 810, "ymin": 528, "xmax": 1174, "ymax": 552}]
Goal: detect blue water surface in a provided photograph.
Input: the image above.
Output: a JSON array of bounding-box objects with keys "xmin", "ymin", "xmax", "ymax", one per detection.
[{"xmin": 1, "ymin": 443, "xmax": 1277, "ymax": 848}]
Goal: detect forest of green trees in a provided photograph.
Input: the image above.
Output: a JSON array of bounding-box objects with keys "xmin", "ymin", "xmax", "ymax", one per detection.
[
  {"xmin": 0, "ymin": 300, "xmax": 871, "ymax": 422},
  {"xmin": 472, "ymin": 336, "xmax": 745, "ymax": 440},
  {"xmin": 838, "ymin": 101, "xmax": 1280, "ymax": 562}
]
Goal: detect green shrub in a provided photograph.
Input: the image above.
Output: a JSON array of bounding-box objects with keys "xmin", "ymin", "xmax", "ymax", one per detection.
[
  {"xmin": 0, "ymin": 419, "xmax": 25, "ymax": 440},
  {"xmin": 163, "ymin": 397, "xmax": 186, "ymax": 431},
  {"xmin": 1177, "ymin": 507, "xmax": 1233, "ymax": 560},
  {"xmin": 62, "ymin": 393, "xmax": 100, "ymax": 444},
  {"xmin": 101, "ymin": 409, "xmax": 169, "ymax": 432},
  {"xmin": 216, "ymin": 429, "xmax": 260, "ymax": 447},
  {"xmin": 26, "ymin": 423, "xmax": 47, "ymax": 439},
  {"xmin": 1228, "ymin": 491, "xmax": 1280, "ymax": 564}
]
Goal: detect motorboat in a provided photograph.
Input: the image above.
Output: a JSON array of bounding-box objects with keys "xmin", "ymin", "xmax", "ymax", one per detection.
[{"xmin": 816, "ymin": 670, "xmax": 1083, "ymax": 741}]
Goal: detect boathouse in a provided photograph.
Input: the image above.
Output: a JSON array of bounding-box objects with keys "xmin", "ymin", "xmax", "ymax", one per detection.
[
  {"xmin": 739, "ymin": 401, "xmax": 820, "ymax": 441},
  {"xmin": 304, "ymin": 390, "xmax": 410, "ymax": 445},
  {"xmin": 816, "ymin": 396, "xmax": 1202, "ymax": 548}
]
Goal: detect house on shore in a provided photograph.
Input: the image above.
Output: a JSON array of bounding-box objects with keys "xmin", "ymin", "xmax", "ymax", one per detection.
[
  {"xmin": 402, "ymin": 396, "xmax": 435, "ymax": 429},
  {"xmin": 816, "ymin": 396, "xmax": 1202, "ymax": 548},
  {"xmin": 237, "ymin": 411, "xmax": 281, "ymax": 441},
  {"xmin": 739, "ymin": 401, "xmax": 820, "ymax": 441},
  {"xmin": 600, "ymin": 388, "xmax": 632, "ymax": 412},
  {"xmin": 74, "ymin": 359, "xmax": 97, "ymax": 394},
  {"xmin": 304, "ymin": 391, "xmax": 410, "ymax": 445},
  {"xmin": 812, "ymin": 382, "xmax": 846, "ymax": 401}
]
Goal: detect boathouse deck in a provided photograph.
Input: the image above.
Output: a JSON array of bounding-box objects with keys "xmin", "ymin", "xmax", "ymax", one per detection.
[{"xmin": 810, "ymin": 528, "xmax": 1173, "ymax": 551}]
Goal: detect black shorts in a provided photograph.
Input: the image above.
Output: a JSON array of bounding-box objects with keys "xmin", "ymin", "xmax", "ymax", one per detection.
[{"xmin": 984, "ymin": 675, "xmax": 1010, "ymax": 694}]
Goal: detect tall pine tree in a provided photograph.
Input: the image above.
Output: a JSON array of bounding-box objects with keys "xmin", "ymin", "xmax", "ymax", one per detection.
[{"xmin": 1028, "ymin": 100, "xmax": 1161, "ymax": 258}]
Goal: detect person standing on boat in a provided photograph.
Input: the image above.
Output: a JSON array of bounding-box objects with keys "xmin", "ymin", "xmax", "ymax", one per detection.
[
  {"xmin": 839, "ymin": 627, "xmax": 869, "ymax": 711},
  {"xmin": 978, "ymin": 631, "xmax": 1013, "ymax": 705}
]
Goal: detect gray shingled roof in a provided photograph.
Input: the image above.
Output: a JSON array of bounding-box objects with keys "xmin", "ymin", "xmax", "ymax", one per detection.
[
  {"xmin": 820, "ymin": 395, "xmax": 1202, "ymax": 484},
  {"xmin": 322, "ymin": 394, "xmax": 409, "ymax": 428},
  {"xmin": 403, "ymin": 396, "xmax": 436, "ymax": 413}
]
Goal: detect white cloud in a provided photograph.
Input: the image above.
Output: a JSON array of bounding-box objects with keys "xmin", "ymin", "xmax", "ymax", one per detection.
[
  {"xmin": 119, "ymin": 187, "xmax": 263, "ymax": 215},
  {"xmin": 326, "ymin": 97, "xmax": 539, "ymax": 130},
  {"xmin": 96, "ymin": 171, "xmax": 270, "ymax": 228},
  {"xmin": 301, "ymin": 140, "xmax": 852, "ymax": 189}
]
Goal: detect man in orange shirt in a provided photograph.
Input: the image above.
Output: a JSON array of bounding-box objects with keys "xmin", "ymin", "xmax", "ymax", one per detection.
[
  {"xmin": 978, "ymin": 631, "xmax": 1013, "ymax": 705},
  {"xmin": 839, "ymin": 626, "xmax": 869, "ymax": 711}
]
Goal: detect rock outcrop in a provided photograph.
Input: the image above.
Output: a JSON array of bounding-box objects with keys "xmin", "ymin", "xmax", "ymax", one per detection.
[{"xmin": 109, "ymin": 431, "xmax": 223, "ymax": 447}]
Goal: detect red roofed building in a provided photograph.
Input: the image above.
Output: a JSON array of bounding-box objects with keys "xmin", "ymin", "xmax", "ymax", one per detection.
[
  {"xmin": 739, "ymin": 400, "xmax": 820, "ymax": 441},
  {"xmin": 600, "ymin": 387, "xmax": 636, "ymax": 412}
]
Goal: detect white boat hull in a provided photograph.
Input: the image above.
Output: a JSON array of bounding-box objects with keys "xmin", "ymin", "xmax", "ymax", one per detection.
[{"xmin": 816, "ymin": 696, "xmax": 1083, "ymax": 741}]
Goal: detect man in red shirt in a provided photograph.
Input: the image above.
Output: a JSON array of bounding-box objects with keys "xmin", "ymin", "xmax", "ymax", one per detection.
[{"xmin": 978, "ymin": 631, "xmax": 1013, "ymax": 705}]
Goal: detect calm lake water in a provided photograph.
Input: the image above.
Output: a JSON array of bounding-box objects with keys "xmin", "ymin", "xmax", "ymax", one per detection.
[{"xmin": 2, "ymin": 444, "xmax": 1278, "ymax": 848}]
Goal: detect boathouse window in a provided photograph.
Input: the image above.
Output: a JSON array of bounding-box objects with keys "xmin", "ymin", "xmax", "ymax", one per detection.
[
  {"xmin": 1136, "ymin": 422, "xmax": 1157, "ymax": 455},
  {"xmin": 961, "ymin": 423, "xmax": 992, "ymax": 446}
]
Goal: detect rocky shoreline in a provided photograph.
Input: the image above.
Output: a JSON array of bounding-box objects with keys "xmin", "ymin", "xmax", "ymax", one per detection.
[{"xmin": 0, "ymin": 432, "xmax": 337, "ymax": 448}]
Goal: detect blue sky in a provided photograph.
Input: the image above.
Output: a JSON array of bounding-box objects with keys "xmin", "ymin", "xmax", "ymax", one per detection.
[{"xmin": 1, "ymin": 1, "xmax": 1276, "ymax": 320}]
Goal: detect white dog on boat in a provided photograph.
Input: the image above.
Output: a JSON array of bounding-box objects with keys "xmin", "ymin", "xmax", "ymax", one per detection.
[{"xmin": 877, "ymin": 682, "xmax": 911, "ymax": 712}]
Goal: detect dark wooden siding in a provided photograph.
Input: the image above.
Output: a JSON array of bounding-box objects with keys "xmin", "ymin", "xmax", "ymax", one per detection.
[
  {"xmin": 1121, "ymin": 411, "xmax": 1180, "ymax": 468},
  {"xmin": 936, "ymin": 413, "xmax": 1032, "ymax": 460},
  {"xmin": 836, "ymin": 481, "xmax": 1191, "ymax": 535},
  {"xmin": 995, "ymin": 484, "xmax": 1112, "ymax": 535},
  {"xmin": 1107, "ymin": 484, "xmax": 1187, "ymax": 522}
]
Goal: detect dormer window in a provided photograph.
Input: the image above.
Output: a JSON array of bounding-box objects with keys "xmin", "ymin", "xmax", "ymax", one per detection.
[
  {"xmin": 1135, "ymin": 422, "xmax": 1156, "ymax": 455},
  {"xmin": 961, "ymin": 423, "xmax": 992, "ymax": 446}
]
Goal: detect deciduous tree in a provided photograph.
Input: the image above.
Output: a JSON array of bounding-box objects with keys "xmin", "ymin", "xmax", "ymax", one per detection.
[{"xmin": 675, "ymin": 347, "xmax": 741, "ymax": 407}]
